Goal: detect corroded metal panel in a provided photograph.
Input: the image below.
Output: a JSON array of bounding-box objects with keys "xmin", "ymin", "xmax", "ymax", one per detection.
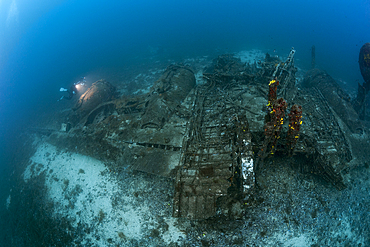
[{"xmin": 173, "ymin": 83, "xmax": 255, "ymax": 219}]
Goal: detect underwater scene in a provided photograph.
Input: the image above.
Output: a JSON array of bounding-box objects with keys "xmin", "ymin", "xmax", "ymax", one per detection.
[{"xmin": 0, "ymin": 0, "xmax": 370, "ymax": 246}]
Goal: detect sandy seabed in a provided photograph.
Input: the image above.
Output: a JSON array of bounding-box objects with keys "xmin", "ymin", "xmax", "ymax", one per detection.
[{"xmin": 22, "ymin": 141, "xmax": 184, "ymax": 246}]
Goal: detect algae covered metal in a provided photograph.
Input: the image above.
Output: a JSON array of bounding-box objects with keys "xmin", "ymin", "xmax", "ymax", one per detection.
[{"xmin": 48, "ymin": 48, "xmax": 361, "ymax": 220}]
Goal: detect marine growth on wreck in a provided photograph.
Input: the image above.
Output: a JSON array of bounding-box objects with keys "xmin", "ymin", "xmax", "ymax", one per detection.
[{"xmin": 44, "ymin": 48, "xmax": 357, "ymax": 218}]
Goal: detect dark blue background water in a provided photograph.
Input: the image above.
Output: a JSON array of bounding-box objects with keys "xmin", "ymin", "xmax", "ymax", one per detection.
[{"xmin": 1, "ymin": 0, "xmax": 370, "ymax": 171}]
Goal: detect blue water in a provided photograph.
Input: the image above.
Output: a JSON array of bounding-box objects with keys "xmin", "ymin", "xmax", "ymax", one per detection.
[
  {"xmin": 0, "ymin": 0, "xmax": 370, "ymax": 244},
  {"xmin": 1, "ymin": 1, "xmax": 370, "ymax": 159}
]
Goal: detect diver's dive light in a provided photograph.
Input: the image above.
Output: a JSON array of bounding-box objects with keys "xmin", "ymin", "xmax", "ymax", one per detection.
[{"xmin": 75, "ymin": 82, "xmax": 85, "ymax": 90}]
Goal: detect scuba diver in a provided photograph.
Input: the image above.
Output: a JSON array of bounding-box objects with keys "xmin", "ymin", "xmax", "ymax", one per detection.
[{"xmin": 58, "ymin": 77, "xmax": 86, "ymax": 101}]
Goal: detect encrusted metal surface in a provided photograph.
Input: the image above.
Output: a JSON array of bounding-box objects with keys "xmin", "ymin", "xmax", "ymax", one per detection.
[
  {"xmin": 294, "ymin": 87, "xmax": 352, "ymax": 189},
  {"xmin": 173, "ymin": 83, "xmax": 254, "ymax": 219}
]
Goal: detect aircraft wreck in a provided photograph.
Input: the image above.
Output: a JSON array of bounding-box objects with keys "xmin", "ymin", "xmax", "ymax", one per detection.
[{"xmin": 45, "ymin": 48, "xmax": 366, "ymax": 220}]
